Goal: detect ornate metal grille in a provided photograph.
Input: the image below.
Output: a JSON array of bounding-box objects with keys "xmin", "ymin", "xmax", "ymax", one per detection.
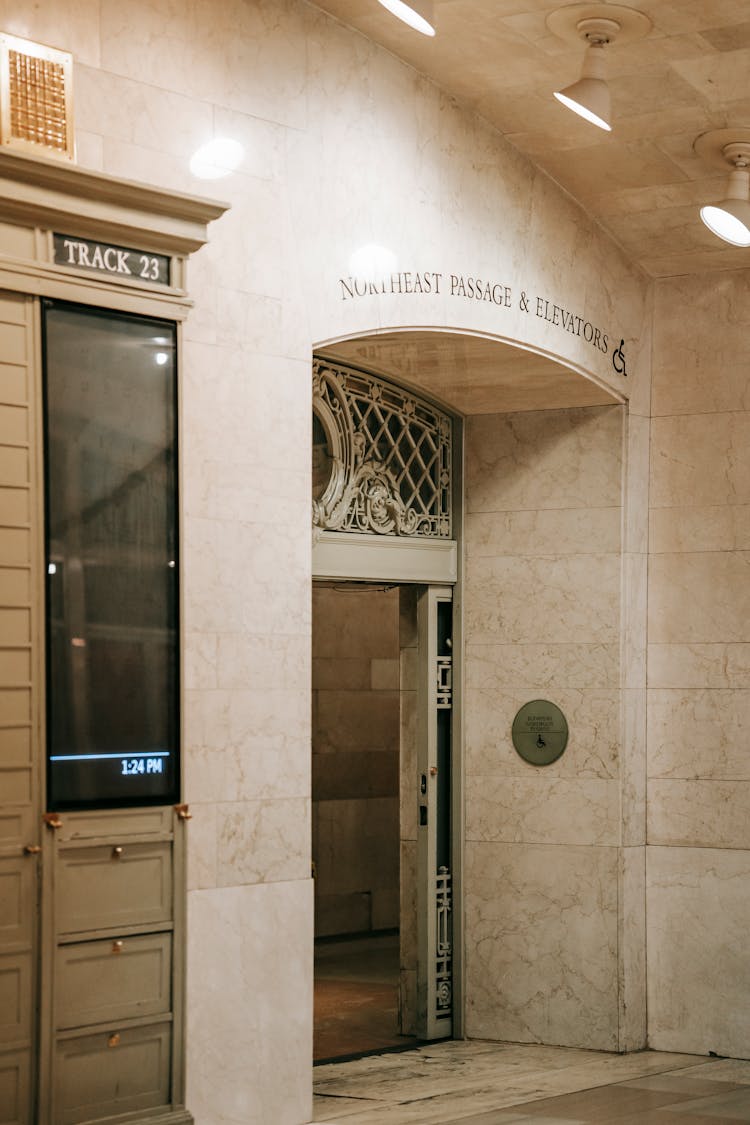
[
  {"xmin": 313, "ymin": 357, "xmax": 452, "ymax": 538},
  {"xmin": 436, "ymin": 866, "xmax": 452, "ymax": 1016},
  {"xmin": 436, "ymin": 655, "xmax": 452, "ymax": 708},
  {"xmin": 0, "ymin": 34, "xmax": 74, "ymax": 160}
]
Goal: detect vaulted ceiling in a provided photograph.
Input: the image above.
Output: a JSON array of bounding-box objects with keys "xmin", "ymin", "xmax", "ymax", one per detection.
[{"xmin": 311, "ymin": 1, "xmax": 750, "ymax": 278}]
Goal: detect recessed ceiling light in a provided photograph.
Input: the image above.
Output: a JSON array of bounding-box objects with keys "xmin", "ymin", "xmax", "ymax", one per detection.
[
  {"xmin": 376, "ymin": 0, "xmax": 435, "ymax": 37},
  {"xmin": 189, "ymin": 137, "xmax": 244, "ymax": 180}
]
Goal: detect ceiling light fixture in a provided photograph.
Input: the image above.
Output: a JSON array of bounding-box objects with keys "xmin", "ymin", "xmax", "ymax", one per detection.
[
  {"xmin": 376, "ymin": 0, "xmax": 435, "ymax": 37},
  {"xmin": 553, "ymin": 18, "xmax": 618, "ymax": 131},
  {"xmin": 694, "ymin": 130, "xmax": 750, "ymax": 248},
  {"xmin": 546, "ymin": 4, "xmax": 651, "ymax": 132}
]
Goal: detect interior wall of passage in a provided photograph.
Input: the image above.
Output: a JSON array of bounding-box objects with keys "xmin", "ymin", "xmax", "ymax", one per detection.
[
  {"xmin": 463, "ymin": 402, "xmax": 632, "ymax": 1051},
  {"xmin": 647, "ymin": 268, "xmax": 750, "ymax": 1061}
]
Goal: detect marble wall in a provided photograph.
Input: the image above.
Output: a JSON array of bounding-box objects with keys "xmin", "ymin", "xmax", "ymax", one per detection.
[
  {"xmin": 312, "ymin": 585, "xmax": 400, "ymax": 937},
  {"xmin": 648, "ymin": 270, "xmax": 750, "ymax": 1059},
  {"xmin": 463, "ymin": 403, "xmax": 637, "ymax": 1052},
  {"xmin": 9, "ymin": 0, "xmax": 655, "ymax": 1120}
]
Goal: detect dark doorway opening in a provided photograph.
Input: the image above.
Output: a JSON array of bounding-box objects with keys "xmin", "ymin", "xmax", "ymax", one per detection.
[{"xmin": 312, "ymin": 582, "xmax": 415, "ymax": 1063}]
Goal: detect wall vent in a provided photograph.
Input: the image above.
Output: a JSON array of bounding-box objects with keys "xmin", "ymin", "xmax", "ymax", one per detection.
[{"xmin": 0, "ymin": 33, "xmax": 74, "ymax": 160}]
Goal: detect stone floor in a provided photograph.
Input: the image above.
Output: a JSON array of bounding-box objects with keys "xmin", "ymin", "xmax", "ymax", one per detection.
[
  {"xmin": 312, "ymin": 1040, "xmax": 750, "ymax": 1124},
  {"xmin": 314, "ymin": 932, "xmax": 409, "ymax": 1063}
]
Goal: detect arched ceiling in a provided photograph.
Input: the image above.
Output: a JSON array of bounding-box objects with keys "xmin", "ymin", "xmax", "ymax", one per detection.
[
  {"xmin": 310, "ymin": 1, "xmax": 750, "ymax": 278},
  {"xmin": 318, "ymin": 331, "xmax": 621, "ymax": 414}
]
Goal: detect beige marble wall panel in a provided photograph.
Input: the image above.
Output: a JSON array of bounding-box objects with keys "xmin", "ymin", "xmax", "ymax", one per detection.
[
  {"xmin": 463, "ymin": 398, "xmax": 630, "ymax": 1050},
  {"xmin": 465, "ymin": 641, "xmax": 619, "ymax": 692},
  {"xmin": 464, "ymin": 678, "xmax": 619, "ymax": 780},
  {"xmin": 648, "ymin": 780, "xmax": 750, "ymax": 849},
  {"xmin": 623, "ymin": 552, "xmax": 648, "ymax": 690},
  {"xmin": 650, "ymin": 505, "xmax": 750, "ymax": 555},
  {"xmin": 100, "ymin": 0, "xmax": 309, "ymax": 129},
  {"xmin": 185, "ymin": 686, "xmax": 309, "ymax": 799},
  {"xmin": 624, "ymin": 413, "xmax": 650, "ymax": 555},
  {"xmin": 649, "ymin": 643, "xmax": 750, "ymax": 690},
  {"xmin": 465, "ymin": 842, "xmax": 619, "ymax": 1050},
  {"xmin": 75, "ymin": 64, "xmax": 214, "ymax": 167},
  {"xmin": 466, "ymin": 407, "xmax": 623, "ymax": 515},
  {"xmin": 652, "ymin": 272, "xmax": 750, "ymax": 418},
  {"xmin": 619, "ymin": 846, "xmax": 646, "ymax": 1050},
  {"xmin": 0, "ymin": 0, "xmax": 101, "ymax": 65},
  {"xmin": 186, "ymin": 880, "xmax": 313, "ymax": 1125},
  {"xmin": 648, "ymin": 553, "xmax": 750, "ymax": 644},
  {"xmin": 465, "ymin": 776, "xmax": 620, "ymax": 846},
  {"xmin": 183, "ymin": 516, "xmax": 308, "ymax": 637},
  {"xmin": 622, "ymin": 688, "xmax": 647, "ymax": 847},
  {"xmin": 648, "ymin": 271, "xmax": 750, "ymax": 1056},
  {"xmin": 186, "ymin": 804, "xmax": 218, "ymax": 893},
  {"xmin": 216, "ymin": 797, "xmax": 310, "ymax": 886},
  {"xmin": 182, "ymin": 349, "xmax": 310, "ymax": 477},
  {"xmin": 650, "ymin": 413, "xmax": 750, "ymax": 510},
  {"xmin": 647, "ymin": 846, "xmax": 750, "ymax": 1058},
  {"xmin": 466, "ymin": 507, "xmax": 620, "ymax": 559},
  {"xmin": 649, "ymin": 688, "xmax": 750, "ymax": 779},
  {"xmin": 188, "ymin": 460, "xmax": 308, "ymax": 529},
  {"xmin": 465, "ymin": 553, "xmax": 620, "ymax": 647}
]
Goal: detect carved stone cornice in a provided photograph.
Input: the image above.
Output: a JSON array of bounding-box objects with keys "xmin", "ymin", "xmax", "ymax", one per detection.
[{"xmin": 0, "ymin": 149, "xmax": 228, "ymax": 254}]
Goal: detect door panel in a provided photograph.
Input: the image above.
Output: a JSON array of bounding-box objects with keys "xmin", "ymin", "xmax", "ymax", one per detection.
[
  {"xmin": 0, "ymin": 291, "xmax": 39, "ymax": 1125},
  {"xmin": 416, "ymin": 586, "xmax": 453, "ymax": 1041}
]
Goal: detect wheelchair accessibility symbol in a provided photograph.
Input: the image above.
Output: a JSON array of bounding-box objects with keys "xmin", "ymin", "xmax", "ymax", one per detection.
[{"xmin": 612, "ymin": 339, "xmax": 627, "ymax": 377}]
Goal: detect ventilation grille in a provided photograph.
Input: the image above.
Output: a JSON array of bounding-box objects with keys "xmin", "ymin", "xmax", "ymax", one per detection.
[{"xmin": 1, "ymin": 33, "xmax": 73, "ymax": 160}]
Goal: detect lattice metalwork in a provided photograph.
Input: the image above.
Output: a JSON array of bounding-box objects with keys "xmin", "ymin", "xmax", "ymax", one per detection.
[
  {"xmin": 0, "ymin": 34, "xmax": 74, "ymax": 160},
  {"xmin": 436, "ymin": 866, "xmax": 452, "ymax": 1016},
  {"xmin": 313, "ymin": 357, "xmax": 452, "ymax": 538}
]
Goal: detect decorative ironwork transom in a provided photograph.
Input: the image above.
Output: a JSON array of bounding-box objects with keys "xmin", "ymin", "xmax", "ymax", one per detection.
[{"xmin": 312, "ymin": 357, "xmax": 452, "ymax": 538}]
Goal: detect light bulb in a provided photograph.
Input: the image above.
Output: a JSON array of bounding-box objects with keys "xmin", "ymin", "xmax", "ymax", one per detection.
[{"xmin": 376, "ymin": 0, "xmax": 435, "ymax": 37}]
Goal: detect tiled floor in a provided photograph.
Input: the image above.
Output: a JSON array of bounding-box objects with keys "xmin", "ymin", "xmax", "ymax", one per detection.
[
  {"xmin": 312, "ymin": 1040, "xmax": 750, "ymax": 1124},
  {"xmin": 314, "ymin": 932, "xmax": 413, "ymax": 1062}
]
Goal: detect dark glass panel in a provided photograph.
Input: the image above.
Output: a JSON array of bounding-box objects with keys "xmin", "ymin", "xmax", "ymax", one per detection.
[{"xmin": 43, "ymin": 301, "xmax": 179, "ymax": 809}]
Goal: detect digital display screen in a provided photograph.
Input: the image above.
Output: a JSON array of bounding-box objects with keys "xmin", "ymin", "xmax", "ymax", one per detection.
[{"xmin": 43, "ymin": 300, "xmax": 179, "ymax": 810}]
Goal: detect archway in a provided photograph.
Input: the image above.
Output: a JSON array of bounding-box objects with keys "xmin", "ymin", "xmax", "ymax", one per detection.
[{"xmin": 310, "ymin": 327, "xmax": 626, "ymax": 1062}]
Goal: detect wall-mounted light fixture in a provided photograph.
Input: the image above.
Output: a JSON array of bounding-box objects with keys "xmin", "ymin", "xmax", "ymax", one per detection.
[
  {"xmin": 376, "ymin": 0, "xmax": 435, "ymax": 37},
  {"xmin": 694, "ymin": 130, "xmax": 750, "ymax": 247},
  {"xmin": 546, "ymin": 4, "xmax": 650, "ymax": 132}
]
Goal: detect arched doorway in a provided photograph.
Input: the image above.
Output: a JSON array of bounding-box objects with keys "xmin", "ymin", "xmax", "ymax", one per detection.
[{"xmin": 310, "ymin": 329, "xmax": 625, "ymax": 1062}]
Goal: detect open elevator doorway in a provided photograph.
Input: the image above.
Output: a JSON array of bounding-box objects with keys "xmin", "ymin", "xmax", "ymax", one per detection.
[{"xmin": 312, "ymin": 579, "xmax": 453, "ymax": 1063}]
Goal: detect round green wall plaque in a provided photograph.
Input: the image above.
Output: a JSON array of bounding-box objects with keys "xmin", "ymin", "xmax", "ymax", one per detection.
[{"xmin": 512, "ymin": 700, "xmax": 568, "ymax": 766}]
